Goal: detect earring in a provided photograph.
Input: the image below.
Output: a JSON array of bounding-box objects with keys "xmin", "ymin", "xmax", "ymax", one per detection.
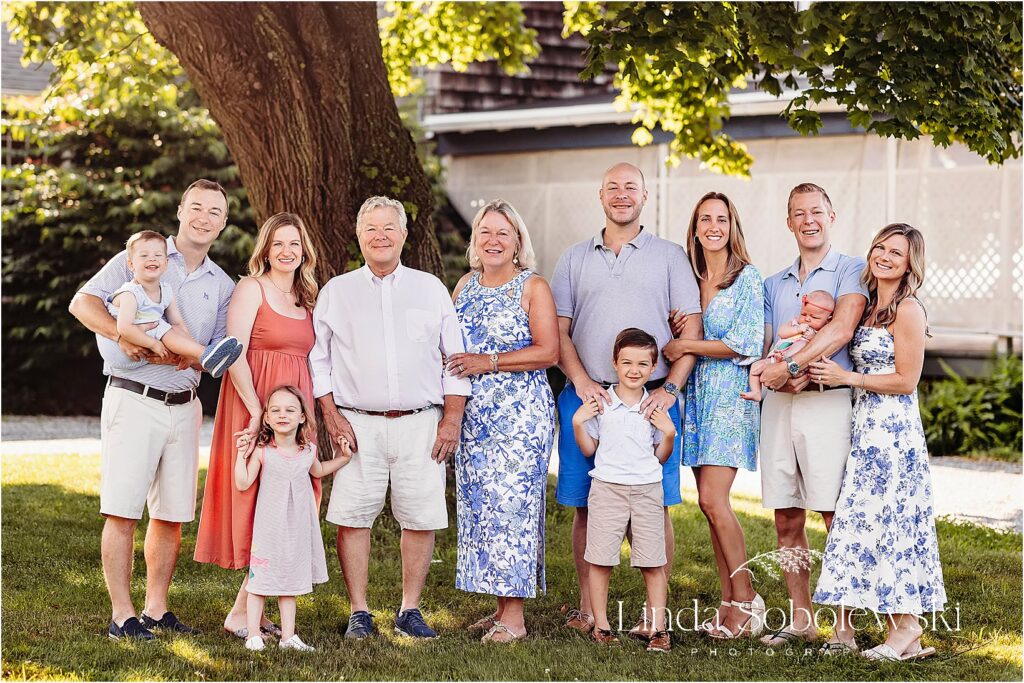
[{"xmin": 513, "ymin": 251, "xmax": 520, "ymax": 266}]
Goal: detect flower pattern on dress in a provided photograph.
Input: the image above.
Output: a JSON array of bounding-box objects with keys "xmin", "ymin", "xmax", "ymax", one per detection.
[
  {"xmin": 813, "ymin": 326, "xmax": 947, "ymax": 614},
  {"xmin": 454, "ymin": 270, "xmax": 555, "ymax": 598},
  {"xmin": 682, "ymin": 264, "xmax": 764, "ymax": 471}
]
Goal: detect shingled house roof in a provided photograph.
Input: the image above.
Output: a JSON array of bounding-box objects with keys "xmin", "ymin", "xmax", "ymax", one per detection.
[
  {"xmin": 419, "ymin": 2, "xmax": 617, "ymax": 115},
  {"xmin": 1, "ymin": 25, "xmax": 53, "ymax": 96}
]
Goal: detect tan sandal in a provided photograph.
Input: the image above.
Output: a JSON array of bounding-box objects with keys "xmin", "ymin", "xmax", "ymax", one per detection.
[{"xmin": 481, "ymin": 621, "xmax": 526, "ymax": 643}]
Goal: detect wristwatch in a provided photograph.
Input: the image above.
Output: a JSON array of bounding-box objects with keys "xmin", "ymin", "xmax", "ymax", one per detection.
[
  {"xmin": 785, "ymin": 357, "xmax": 801, "ymax": 377},
  {"xmin": 489, "ymin": 352, "xmax": 499, "ymax": 372},
  {"xmin": 662, "ymin": 381, "xmax": 680, "ymax": 397}
]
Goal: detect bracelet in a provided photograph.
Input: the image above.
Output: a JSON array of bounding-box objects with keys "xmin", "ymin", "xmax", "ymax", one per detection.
[{"xmin": 860, "ymin": 372, "xmax": 866, "ymax": 388}]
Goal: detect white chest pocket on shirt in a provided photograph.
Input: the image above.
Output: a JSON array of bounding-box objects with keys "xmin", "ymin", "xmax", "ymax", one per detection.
[{"xmin": 406, "ymin": 308, "xmax": 440, "ymax": 344}]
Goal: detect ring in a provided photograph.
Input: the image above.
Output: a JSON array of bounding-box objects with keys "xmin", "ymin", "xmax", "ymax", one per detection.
[{"xmin": 459, "ymin": 364, "xmax": 465, "ymax": 371}]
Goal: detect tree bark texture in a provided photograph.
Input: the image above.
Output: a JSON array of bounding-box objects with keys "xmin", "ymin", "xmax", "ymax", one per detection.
[{"xmin": 138, "ymin": 2, "xmax": 442, "ymax": 279}]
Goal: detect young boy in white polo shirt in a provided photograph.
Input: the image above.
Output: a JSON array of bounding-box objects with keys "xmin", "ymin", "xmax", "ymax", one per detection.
[{"xmin": 572, "ymin": 328, "xmax": 676, "ymax": 652}]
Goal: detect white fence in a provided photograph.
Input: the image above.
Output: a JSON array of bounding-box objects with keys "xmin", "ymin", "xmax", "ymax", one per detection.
[{"xmin": 445, "ymin": 134, "xmax": 1023, "ymax": 336}]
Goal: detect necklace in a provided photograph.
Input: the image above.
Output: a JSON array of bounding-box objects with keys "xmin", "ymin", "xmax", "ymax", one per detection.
[
  {"xmin": 265, "ymin": 276, "xmax": 302, "ymax": 307},
  {"xmin": 266, "ymin": 276, "xmax": 293, "ymax": 294}
]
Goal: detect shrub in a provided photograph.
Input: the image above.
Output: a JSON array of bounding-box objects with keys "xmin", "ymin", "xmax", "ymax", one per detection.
[
  {"xmin": 919, "ymin": 354, "xmax": 1023, "ymax": 456},
  {"xmin": 1, "ymin": 101, "xmax": 255, "ymax": 414}
]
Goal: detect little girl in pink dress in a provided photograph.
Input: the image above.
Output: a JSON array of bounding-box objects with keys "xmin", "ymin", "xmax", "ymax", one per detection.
[{"xmin": 234, "ymin": 384, "xmax": 352, "ymax": 652}]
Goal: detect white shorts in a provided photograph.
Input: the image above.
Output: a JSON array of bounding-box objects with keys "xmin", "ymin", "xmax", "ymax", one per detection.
[
  {"xmin": 99, "ymin": 385, "xmax": 202, "ymax": 522},
  {"xmin": 759, "ymin": 388, "xmax": 852, "ymax": 511},
  {"xmin": 325, "ymin": 407, "xmax": 447, "ymax": 530}
]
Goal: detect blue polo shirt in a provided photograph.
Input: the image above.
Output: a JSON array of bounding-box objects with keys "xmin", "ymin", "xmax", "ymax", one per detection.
[{"xmin": 763, "ymin": 247, "xmax": 868, "ymax": 372}]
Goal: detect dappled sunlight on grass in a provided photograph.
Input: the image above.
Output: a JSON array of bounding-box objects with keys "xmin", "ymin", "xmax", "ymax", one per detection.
[
  {"xmin": 166, "ymin": 638, "xmax": 218, "ymax": 669},
  {"xmin": 1, "ymin": 660, "xmax": 84, "ymax": 681},
  {"xmin": 2, "ymin": 452, "xmax": 1021, "ymax": 680}
]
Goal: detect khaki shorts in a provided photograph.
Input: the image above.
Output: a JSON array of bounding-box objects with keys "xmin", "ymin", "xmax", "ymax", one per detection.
[
  {"xmin": 759, "ymin": 389, "xmax": 852, "ymax": 511},
  {"xmin": 99, "ymin": 385, "xmax": 202, "ymax": 522},
  {"xmin": 585, "ymin": 479, "xmax": 666, "ymax": 568},
  {"xmin": 326, "ymin": 407, "xmax": 447, "ymax": 530}
]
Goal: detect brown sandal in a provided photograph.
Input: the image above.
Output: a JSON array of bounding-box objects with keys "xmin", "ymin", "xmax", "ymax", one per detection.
[{"xmin": 468, "ymin": 613, "xmax": 498, "ymax": 632}]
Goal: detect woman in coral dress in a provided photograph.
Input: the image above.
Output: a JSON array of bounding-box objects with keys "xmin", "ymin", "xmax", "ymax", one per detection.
[{"xmin": 194, "ymin": 212, "xmax": 320, "ymax": 638}]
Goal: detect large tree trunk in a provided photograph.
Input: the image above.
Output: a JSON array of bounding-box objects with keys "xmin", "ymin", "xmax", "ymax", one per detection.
[{"xmin": 138, "ymin": 2, "xmax": 441, "ymax": 279}]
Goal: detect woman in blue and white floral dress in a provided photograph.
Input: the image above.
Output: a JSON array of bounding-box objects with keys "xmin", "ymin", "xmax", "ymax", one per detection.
[
  {"xmin": 810, "ymin": 223, "xmax": 946, "ymax": 661},
  {"xmin": 663, "ymin": 192, "xmax": 765, "ymax": 639},
  {"xmin": 446, "ymin": 199, "xmax": 559, "ymax": 643}
]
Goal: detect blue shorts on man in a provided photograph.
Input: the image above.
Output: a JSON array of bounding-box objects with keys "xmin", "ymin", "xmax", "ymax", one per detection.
[{"xmin": 555, "ymin": 384, "xmax": 682, "ymax": 506}]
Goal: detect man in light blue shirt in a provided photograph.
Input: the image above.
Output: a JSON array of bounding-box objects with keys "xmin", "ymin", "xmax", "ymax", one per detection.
[
  {"xmin": 69, "ymin": 179, "xmax": 234, "ymax": 641},
  {"xmin": 757, "ymin": 182, "xmax": 868, "ymax": 647}
]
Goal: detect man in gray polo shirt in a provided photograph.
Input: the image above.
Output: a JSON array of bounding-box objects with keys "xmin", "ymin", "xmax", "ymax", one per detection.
[
  {"xmin": 69, "ymin": 179, "xmax": 235, "ymax": 641},
  {"xmin": 551, "ymin": 162, "xmax": 703, "ymax": 634},
  {"xmin": 756, "ymin": 182, "xmax": 867, "ymax": 647}
]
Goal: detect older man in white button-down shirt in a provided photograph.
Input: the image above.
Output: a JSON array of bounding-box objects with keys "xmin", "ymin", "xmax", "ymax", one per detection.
[{"xmin": 311, "ymin": 196, "xmax": 470, "ymax": 640}]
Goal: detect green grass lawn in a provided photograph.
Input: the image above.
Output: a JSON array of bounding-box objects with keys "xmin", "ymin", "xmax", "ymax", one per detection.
[{"xmin": 2, "ymin": 451, "xmax": 1021, "ymax": 681}]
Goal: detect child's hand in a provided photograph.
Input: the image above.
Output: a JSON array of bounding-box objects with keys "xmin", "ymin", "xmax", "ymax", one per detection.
[
  {"xmin": 801, "ymin": 325, "xmax": 817, "ymax": 340},
  {"xmin": 648, "ymin": 404, "xmax": 675, "ymax": 437},
  {"xmin": 235, "ymin": 430, "xmax": 255, "ymax": 458},
  {"xmin": 572, "ymin": 398, "xmax": 601, "ymax": 426},
  {"xmin": 334, "ymin": 436, "xmax": 354, "ymax": 461}
]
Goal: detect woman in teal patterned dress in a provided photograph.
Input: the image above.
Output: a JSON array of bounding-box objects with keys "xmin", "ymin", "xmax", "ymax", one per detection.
[
  {"xmin": 664, "ymin": 192, "xmax": 765, "ymax": 639},
  {"xmin": 446, "ymin": 199, "xmax": 559, "ymax": 643}
]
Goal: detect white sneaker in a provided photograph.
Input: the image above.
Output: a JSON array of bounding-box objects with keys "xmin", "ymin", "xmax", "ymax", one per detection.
[
  {"xmin": 279, "ymin": 634, "xmax": 315, "ymax": 652},
  {"xmin": 244, "ymin": 635, "xmax": 265, "ymax": 651}
]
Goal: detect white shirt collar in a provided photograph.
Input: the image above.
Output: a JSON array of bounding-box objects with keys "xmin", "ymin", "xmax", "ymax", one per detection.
[
  {"xmin": 608, "ymin": 384, "xmax": 649, "ymax": 412},
  {"xmin": 360, "ymin": 262, "xmax": 405, "ymax": 285}
]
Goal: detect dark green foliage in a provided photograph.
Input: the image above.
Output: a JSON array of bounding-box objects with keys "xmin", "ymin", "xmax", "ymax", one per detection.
[
  {"xmin": 920, "ymin": 355, "xmax": 1023, "ymax": 456},
  {"xmin": 1, "ymin": 102, "xmax": 256, "ymax": 413}
]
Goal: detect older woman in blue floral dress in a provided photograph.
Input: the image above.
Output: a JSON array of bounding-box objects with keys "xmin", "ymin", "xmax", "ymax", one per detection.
[
  {"xmin": 664, "ymin": 192, "xmax": 765, "ymax": 639},
  {"xmin": 446, "ymin": 199, "xmax": 559, "ymax": 643}
]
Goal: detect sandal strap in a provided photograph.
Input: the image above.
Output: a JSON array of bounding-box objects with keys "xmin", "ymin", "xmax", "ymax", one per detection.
[
  {"xmin": 763, "ymin": 628, "xmax": 806, "ymax": 644},
  {"xmin": 709, "ymin": 625, "xmax": 736, "ymax": 639}
]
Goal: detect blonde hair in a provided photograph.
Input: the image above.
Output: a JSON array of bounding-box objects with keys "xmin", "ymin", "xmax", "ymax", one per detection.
[
  {"xmin": 787, "ymin": 182, "xmax": 833, "ymax": 214},
  {"xmin": 256, "ymin": 385, "xmax": 316, "ymax": 448},
  {"xmin": 466, "ymin": 199, "xmax": 537, "ymax": 271},
  {"xmin": 861, "ymin": 223, "xmax": 929, "ymax": 332},
  {"xmin": 356, "ymin": 196, "xmax": 407, "ymax": 234},
  {"xmin": 685, "ymin": 191, "xmax": 753, "ymax": 290},
  {"xmin": 125, "ymin": 230, "xmax": 166, "ymax": 256},
  {"xmin": 248, "ymin": 212, "xmax": 319, "ymax": 310}
]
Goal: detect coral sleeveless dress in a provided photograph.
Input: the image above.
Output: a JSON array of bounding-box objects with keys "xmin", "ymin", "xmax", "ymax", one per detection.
[{"xmin": 194, "ymin": 282, "xmax": 319, "ymax": 569}]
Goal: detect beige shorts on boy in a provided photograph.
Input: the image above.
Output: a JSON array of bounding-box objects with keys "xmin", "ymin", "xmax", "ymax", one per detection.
[
  {"xmin": 326, "ymin": 407, "xmax": 447, "ymax": 530},
  {"xmin": 99, "ymin": 385, "xmax": 202, "ymax": 522},
  {"xmin": 759, "ymin": 388, "xmax": 853, "ymax": 511},
  {"xmin": 585, "ymin": 479, "xmax": 666, "ymax": 568}
]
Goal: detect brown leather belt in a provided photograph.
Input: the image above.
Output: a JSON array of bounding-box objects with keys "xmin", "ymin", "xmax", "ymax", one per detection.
[
  {"xmin": 107, "ymin": 376, "xmax": 197, "ymax": 405},
  {"xmin": 809, "ymin": 383, "xmax": 851, "ymax": 392},
  {"xmin": 339, "ymin": 405, "xmax": 434, "ymax": 419}
]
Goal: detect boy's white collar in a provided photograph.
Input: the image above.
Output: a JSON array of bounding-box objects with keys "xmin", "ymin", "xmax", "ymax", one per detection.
[{"xmin": 608, "ymin": 384, "xmax": 649, "ymax": 412}]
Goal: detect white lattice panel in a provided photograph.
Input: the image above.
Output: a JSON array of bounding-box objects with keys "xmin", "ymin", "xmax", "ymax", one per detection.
[{"xmin": 443, "ymin": 135, "xmax": 1023, "ymax": 335}]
